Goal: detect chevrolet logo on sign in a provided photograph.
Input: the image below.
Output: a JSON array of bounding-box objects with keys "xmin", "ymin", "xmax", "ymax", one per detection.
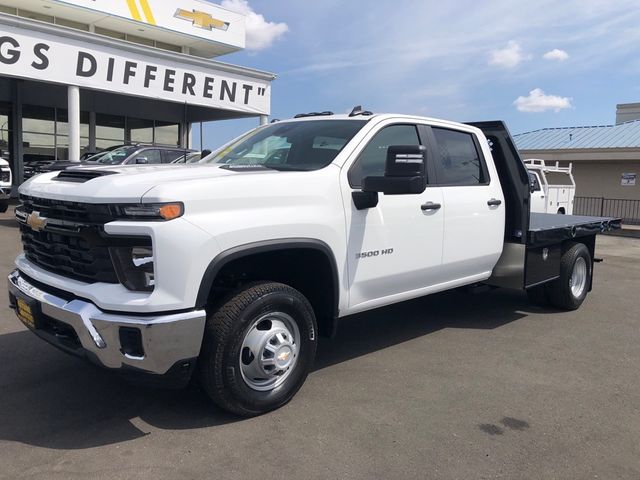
[
  {"xmin": 174, "ymin": 8, "xmax": 230, "ymax": 32},
  {"xmin": 26, "ymin": 211, "xmax": 48, "ymax": 232}
]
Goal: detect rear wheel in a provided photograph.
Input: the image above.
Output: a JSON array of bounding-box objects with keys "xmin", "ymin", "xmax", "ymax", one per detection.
[
  {"xmin": 199, "ymin": 282, "xmax": 317, "ymax": 417},
  {"xmin": 546, "ymin": 242, "xmax": 591, "ymax": 310}
]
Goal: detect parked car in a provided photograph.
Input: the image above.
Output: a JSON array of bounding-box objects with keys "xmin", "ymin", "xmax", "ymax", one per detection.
[
  {"xmin": 525, "ymin": 159, "xmax": 576, "ymax": 215},
  {"xmin": 28, "ymin": 145, "xmax": 195, "ymax": 177},
  {"xmin": 9, "ymin": 110, "xmax": 620, "ymax": 417},
  {"xmin": 83, "ymin": 145, "xmax": 195, "ymax": 166},
  {"xmin": 0, "ymin": 158, "xmax": 11, "ymax": 212},
  {"xmin": 172, "ymin": 150, "xmax": 211, "ymax": 164}
]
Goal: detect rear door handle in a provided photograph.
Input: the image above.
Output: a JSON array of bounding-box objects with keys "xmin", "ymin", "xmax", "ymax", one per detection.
[
  {"xmin": 421, "ymin": 202, "xmax": 442, "ymax": 211},
  {"xmin": 487, "ymin": 198, "xmax": 502, "ymax": 206}
]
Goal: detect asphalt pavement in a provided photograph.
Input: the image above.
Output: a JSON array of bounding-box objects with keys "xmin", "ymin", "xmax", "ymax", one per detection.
[{"xmin": 0, "ymin": 205, "xmax": 639, "ymax": 479}]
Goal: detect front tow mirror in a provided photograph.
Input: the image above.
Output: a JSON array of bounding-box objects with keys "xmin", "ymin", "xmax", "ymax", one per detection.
[{"xmin": 362, "ymin": 145, "xmax": 427, "ymax": 195}]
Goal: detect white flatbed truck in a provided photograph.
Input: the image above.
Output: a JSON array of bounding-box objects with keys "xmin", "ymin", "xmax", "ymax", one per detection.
[{"xmin": 8, "ymin": 110, "xmax": 620, "ymax": 416}]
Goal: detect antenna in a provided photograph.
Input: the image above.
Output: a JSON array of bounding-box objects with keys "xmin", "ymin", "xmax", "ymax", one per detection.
[{"xmin": 349, "ymin": 105, "xmax": 373, "ymax": 117}]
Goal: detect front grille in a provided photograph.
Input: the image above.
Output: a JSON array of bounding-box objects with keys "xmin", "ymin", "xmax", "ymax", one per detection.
[
  {"xmin": 1, "ymin": 169, "xmax": 9, "ymax": 183},
  {"xmin": 20, "ymin": 195, "xmax": 115, "ymax": 224},
  {"xmin": 18, "ymin": 196, "xmax": 150, "ymax": 285},
  {"xmin": 20, "ymin": 224, "xmax": 119, "ymax": 283}
]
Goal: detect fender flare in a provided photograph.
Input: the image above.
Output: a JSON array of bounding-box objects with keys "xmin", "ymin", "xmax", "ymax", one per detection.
[{"xmin": 195, "ymin": 238, "xmax": 340, "ymax": 332}]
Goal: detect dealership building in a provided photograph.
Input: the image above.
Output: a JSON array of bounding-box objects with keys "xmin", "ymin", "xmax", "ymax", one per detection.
[
  {"xmin": 0, "ymin": 0, "xmax": 274, "ymax": 185},
  {"xmin": 514, "ymin": 103, "xmax": 640, "ymax": 224}
]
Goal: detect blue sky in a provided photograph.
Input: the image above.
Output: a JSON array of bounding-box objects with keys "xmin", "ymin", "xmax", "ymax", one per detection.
[{"xmin": 193, "ymin": 0, "xmax": 640, "ymax": 149}]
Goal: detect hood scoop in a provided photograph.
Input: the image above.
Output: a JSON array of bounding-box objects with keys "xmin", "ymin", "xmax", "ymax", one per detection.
[{"xmin": 53, "ymin": 169, "xmax": 118, "ymax": 183}]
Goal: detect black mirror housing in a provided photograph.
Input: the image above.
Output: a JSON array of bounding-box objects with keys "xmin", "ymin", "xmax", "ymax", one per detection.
[
  {"xmin": 362, "ymin": 145, "xmax": 427, "ymax": 195},
  {"xmin": 386, "ymin": 145, "xmax": 426, "ymax": 177}
]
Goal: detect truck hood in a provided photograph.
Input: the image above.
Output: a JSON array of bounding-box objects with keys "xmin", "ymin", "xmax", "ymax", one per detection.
[{"xmin": 19, "ymin": 164, "xmax": 279, "ymax": 203}]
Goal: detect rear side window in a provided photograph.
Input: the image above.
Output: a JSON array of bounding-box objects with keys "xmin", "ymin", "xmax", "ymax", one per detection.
[
  {"xmin": 163, "ymin": 150, "xmax": 188, "ymax": 163},
  {"xmin": 432, "ymin": 128, "xmax": 487, "ymax": 185},
  {"xmin": 349, "ymin": 124, "xmax": 420, "ymax": 187}
]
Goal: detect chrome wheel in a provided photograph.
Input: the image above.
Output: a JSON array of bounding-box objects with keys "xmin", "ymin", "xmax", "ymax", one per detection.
[
  {"xmin": 239, "ymin": 312, "xmax": 300, "ymax": 392},
  {"xmin": 569, "ymin": 256, "xmax": 587, "ymax": 298}
]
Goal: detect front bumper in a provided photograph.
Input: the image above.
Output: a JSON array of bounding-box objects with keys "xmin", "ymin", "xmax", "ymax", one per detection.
[
  {"xmin": 8, "ymin": 270, "xmax": 206, "ymax": 384},
  {"xmin": 0, "ymin": 186, "xmax": 10, "ymax": 200}
]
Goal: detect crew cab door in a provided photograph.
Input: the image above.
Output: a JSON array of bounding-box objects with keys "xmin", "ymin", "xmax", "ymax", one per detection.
[
  {"xmin": 428, "ymin": 125, "xmax": 505, "ymax": 283},
  {"xmin": 340, "ymin": 122, "xmax": 445, "ymax": 312}
]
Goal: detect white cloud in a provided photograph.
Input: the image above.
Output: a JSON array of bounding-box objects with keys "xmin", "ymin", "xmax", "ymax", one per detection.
[
  {"xmin": 220, "ymin": 0, "xmax": 288, "ymax": 51},
  {"xmin": 489, "ymin": 41, "xmax": 531, "ymax": 68},
  {"xmin": 514, "ymin": 88, "xmax": 573, "ymax": 113},
  {"xmin": 543, "ymin": 48, "xmax": 569, "ymax": 61}
]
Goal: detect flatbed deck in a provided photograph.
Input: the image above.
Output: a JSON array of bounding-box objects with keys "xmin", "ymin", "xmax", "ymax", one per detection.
[{"xmin": 528, "ymin": 213, "xmax": 622, "ymax": 247}]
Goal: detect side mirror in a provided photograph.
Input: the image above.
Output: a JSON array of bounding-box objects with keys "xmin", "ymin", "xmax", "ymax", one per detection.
[
  {"xmin": 362, "ymin": 145, "xmax": 427, "ymax": 195},
  {"xmin": 136, "ymin": 157, "xmax": 149, "ymax": 165}
]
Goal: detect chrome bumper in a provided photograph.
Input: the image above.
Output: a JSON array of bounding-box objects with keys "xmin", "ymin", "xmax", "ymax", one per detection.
[{"xmin": 8, "ymin": 270, "xmax": 206, "ymax": 375}]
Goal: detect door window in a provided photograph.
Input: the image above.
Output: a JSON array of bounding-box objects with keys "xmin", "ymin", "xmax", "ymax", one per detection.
[
  {"xmin": 432, "ymin": 128, "xmax": 488, "ymax": 185},
  {"xmin": 132, "ymin": 149, "xmax": 162, "ymax": 164},
  {"xmin": 348, "ymin": 124, "xmax": 420, "ymax": 187}
]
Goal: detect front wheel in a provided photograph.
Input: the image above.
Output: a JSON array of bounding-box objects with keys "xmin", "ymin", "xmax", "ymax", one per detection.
[
  {"xmin": 199, "ymin": 282, "xmax": 317, "ymax": 417},
  {"xmin": 0, "ymin": 201, "xmax": 8, "ymax": 213},
  {"xmin": 547, "ymin": 242, "xmax": 591, "ymax": 310}
]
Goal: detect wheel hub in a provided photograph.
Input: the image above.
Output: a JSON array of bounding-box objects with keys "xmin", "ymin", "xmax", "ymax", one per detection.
[
  {"xmin": 569, "ymin": 256, "xmax": 587, "ymax": 298},
  {"xmin": 240, "ymin": 313, "xmax": 300, "ymax": 392}
]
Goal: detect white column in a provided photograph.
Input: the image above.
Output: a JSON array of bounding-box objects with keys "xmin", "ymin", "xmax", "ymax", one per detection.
[
  {"xmin": 68, "ymin": 85, "xmax": 81, "ymax": 161},
  {"xmin": 259, "ymin": 115, "xmax": 268, "ymax": 126}
]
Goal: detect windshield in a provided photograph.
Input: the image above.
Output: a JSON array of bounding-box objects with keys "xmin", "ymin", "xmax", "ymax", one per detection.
[
  {"xmin": 203, "ymin": 120, "xmax": 366, "ymax": 171},
  {"xmin": 86, "ymin": 146, "xmax": 137, "ymax": 165}
]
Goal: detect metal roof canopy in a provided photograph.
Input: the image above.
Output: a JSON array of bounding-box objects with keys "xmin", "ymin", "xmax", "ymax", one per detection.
[
  {"xmin": 0, "ymin": 0, "xmax": 245, "ymax": 57},
  {"xmin": 514, "ymin": 120, "xmax": 640, "ymax": 151}
]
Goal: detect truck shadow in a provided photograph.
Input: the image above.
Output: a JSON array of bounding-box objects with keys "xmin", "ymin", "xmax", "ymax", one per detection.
[
  {"xmin": 0, "ymin": 288, "xmax": 538, "ymax": 450},
  {"xmin": 315, "ymin": 288, "xmax": 532, "ymax": 371}
]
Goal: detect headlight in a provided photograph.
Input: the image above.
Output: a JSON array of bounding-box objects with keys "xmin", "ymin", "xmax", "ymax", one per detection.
[
  {"xmin": 110, "ymin": 246, "xmax": 155, "ymax": 292},
  {"xmin": 112, "ymin": 202, "xmax": 184, "ymax": 221}
]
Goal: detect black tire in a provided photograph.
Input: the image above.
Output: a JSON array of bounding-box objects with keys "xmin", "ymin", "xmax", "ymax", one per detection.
[
  {"xmin": 546, "ymin": 242, "xmax": 591, "ymax": 310},
  {"xmin": 199, "ymin": 281, "xmax": 317, "ymax": 417},
  {"xmin": 0, "ymin": 201, "xmax": 8, "ymax": 213},
  {"xmin": 527, "ymin": 284, "xmax": 550, "ymax": 307}
]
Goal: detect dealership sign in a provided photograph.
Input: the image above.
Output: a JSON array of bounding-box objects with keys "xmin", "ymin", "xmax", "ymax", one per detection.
[
  {"xmin": 621, "ymin": 173, "xmax": 636, "ymax": 186},
  {"xmin": 52, "ymin": 0, "xmax": 245, "ymax": 49},
  {"xmin": 0, "ymin": 24, "xmax": 270, "ymax": 114}
]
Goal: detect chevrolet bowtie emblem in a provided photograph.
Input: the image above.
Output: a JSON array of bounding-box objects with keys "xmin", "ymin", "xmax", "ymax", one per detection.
[
  {"xmin": 26, "ymin": 211, "xmax": 48, "ymax": 232},
  {"xmin": 277, "ymin": 351, "xmax": 291, "ymax": 362},
  {"xmin": 174, "ymin": 9, "xmax": 229, "ymax": 31}
]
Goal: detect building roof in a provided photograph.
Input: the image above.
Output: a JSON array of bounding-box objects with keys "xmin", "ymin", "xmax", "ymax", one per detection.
[{"xmin": 514, "ymin": 119, "xmax": 640, "ymax": 151}]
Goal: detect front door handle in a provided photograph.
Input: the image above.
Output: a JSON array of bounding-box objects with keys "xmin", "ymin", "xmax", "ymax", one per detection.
[
  {"xmin": 421, "ymin": 202, "xmax": 442, "ymax": 211},
  {"xmin": 487, "ymin": 198, "xmax": 502, "ymax": 206}
]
